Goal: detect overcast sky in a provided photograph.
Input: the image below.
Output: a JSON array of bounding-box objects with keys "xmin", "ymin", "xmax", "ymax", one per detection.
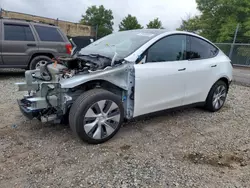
[{"xmin": 1, "ymin": 0, "xmax": 198, "ymax": 31}]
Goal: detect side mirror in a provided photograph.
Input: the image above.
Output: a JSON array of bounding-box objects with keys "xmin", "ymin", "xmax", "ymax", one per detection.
[{"xmin": 90, "ymin": 39, "xmax": 94, "ymax": 43}]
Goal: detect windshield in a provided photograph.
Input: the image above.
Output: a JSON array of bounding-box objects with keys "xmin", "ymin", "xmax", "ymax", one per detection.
[{"xmin": 79, "ymin": 30, "xmax": 158, "ymax": 60}]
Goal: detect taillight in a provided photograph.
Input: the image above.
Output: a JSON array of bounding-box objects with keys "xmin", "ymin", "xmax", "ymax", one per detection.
[{"xmin": 65, "ymin": 43, "xmax": 72, "ymax": 55}]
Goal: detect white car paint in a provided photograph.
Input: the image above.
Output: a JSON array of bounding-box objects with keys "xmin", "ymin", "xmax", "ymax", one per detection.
[
  {"xmin": 133, "ymin": 60, "xmax": 188, "ymax": 117},
  {"xmin": 124, "ymin": 31, "xmax": 233, "ymax": 118},
  {"xmin": 183, "ymin": 50, "xmax": 232, "ymax": 105}
]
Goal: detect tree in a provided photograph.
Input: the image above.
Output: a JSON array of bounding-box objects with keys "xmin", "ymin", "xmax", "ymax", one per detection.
[
  {"xmin": 177, "ymin": 15, "xmax": 201, "ymax": 33},
  {"xmin": 147, "ymin": 18, "xmax": 164, "ymax": 29},
  {"xmin": 177, "ymin": 0, "xmax": 250, "ymax": 43},
  {"xmin": 119, "ymin": 14, "xmax": 143, "ymax": 31},
  {"xmin": 80, "ymin": 5, "xmax": 114, "ymax": 38}
]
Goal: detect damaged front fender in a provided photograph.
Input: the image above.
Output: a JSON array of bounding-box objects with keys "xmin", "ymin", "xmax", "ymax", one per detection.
[{"xmin": 59, "ymin": 63, "xmax": 130, "ymax": 90}]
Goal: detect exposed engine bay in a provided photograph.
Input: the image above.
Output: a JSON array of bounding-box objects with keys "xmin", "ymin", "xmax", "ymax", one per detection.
[
  {"xmin": 35, "ymin": 54, "xmax": 124, "ymax": 81},
  {"xmin": 16, "ymin": 56, "xmax": 135, "ymax": 123}
]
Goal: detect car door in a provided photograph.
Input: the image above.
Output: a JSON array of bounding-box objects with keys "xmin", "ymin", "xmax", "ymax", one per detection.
[
  {"xmin": 133, "ymin": 34, "xmax": 189, "ymax": 117},
  {"xmin": 2, "ymin": 21, "xmax": 38, "ymax": 67},
  {"xmin": 183, "ymin": 35, "xmax": 220, "ymax": 105}
]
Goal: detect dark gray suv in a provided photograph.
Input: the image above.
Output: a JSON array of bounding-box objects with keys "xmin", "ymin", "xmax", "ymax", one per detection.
[{"xmin": 0, "ymin": 18, "xmax": 71, "ymax": 69}]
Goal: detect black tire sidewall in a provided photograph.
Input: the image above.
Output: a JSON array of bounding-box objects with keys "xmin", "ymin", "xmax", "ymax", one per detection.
[
  {"xmin": 29, "ymin": 56, "xmax": 52, "ymax": 70},
  {"xmin": 70, "ymin": 90, "xmax": 124, "ymax": 144},
  {"xmin": 206, "ymin": 81, "xmax": 228, "ymax": 112}
]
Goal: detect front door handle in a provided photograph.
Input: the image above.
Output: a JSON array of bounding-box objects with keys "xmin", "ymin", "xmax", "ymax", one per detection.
[
  {"xmin": 27, "ymin": 44, "xmax": 37, "ymax": 47},
  {"xmin": 211, "ymin": 65, "xmax": 217, "ymax": 67},
  {"xmin": 178, "ymin": 68, "xmax": 186, "ymax": 71}
]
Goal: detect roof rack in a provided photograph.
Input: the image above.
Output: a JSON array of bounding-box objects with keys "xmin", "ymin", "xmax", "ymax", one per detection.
[{"xmin": 0, "ymin": 16, "xmax": 56, "ymax": 26}]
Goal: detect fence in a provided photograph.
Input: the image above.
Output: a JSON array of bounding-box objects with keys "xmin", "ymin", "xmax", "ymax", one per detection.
[
  {"xmin": 215, "ymin": 43, "xmax": 250, "ymax": 66},
  {"xmin": 213, "ymin": 23, "xmax": 250, "ymax": 67}
]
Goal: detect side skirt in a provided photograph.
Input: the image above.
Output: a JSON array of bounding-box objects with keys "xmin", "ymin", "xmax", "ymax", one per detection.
[{"xmin": 127, "ymin": 102, "xmax": 206, "ymax": 121}]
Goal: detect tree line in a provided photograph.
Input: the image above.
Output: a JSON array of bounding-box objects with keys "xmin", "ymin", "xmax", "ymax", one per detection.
[
  {"xmin": 80, "ymin": 5, "xmax": 163, "ymax": 38},
  {"xmin": 177, "ymin": 0, "xmax": 250, "ymax": 43},
  {"xmin": 80, "ymin": 1, "xmax": 250, "ymax": 43}
]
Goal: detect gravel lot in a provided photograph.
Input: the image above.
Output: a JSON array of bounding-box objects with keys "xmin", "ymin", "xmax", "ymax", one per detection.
[{"xmin": 1, "ymin": 69, "xmax": 250, "ymax": 188}]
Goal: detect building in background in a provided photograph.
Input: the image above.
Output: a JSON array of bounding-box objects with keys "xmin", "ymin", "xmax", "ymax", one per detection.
[{"xmin": 0, "ymin": 8, "xmax": 95, "ymax": 37}]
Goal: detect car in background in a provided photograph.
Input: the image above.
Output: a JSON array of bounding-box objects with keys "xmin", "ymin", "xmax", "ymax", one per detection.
[
  {"xmin": 69, "ymin": 36, "xmax": 95, "ymax": 57},
  {"xmin": 0, "ymin": 18, "xmax": 72, "ymax": 69}
]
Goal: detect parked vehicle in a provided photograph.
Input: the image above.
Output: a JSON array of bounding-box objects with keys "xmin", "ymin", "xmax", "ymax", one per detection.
[
  {"xmin": 16, "ymin": 29, "xmax": 233, "ymax": 144},
  {"xmin": 68, "ymin": 36, "xmax": 94, "ymax": 57},
  {"xmin": 0, "ymin": 18, "xmax": 72, "ymax": 69}
]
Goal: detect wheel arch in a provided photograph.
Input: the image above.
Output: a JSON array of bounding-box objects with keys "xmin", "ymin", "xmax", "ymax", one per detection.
[
  {"xmin": 205, "ymin": 76, "xmax": 230, "ymax": 101},
  {"xmin": 215, "ymin": 77, "xmax": 230, "ymax": 90},
  {"xmin": 73, "ymin": 79, "xmax": 127, "ymax": 99},
  {"xmin": 204, "ymin": 77, "xmax": 229, "ymax": 112},
  {"xmin": 28, "ymin": 53, "xmax": 55, "ymax": 68}
]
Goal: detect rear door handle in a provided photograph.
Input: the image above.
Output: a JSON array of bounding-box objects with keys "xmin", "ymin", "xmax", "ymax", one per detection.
[
  {"xmin": 211, "ymin": 65, "xmax": 217, "ymax": 67},
  {"xmin": 27, "ymin": 44, "xmax": 36, "ymax": 47},
  {"xmin": 178, "ymin": 68, "xmax": 186, "ymax": 71}
]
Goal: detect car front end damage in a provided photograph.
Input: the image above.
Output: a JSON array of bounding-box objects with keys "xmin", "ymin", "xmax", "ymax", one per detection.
[
  {"xmin": 16, "ymin": 57, "xmax": 135, "ymax": 123},
  {"xmin": 16, "ymin": 65, "xmax": 72, "ymax": 123}
]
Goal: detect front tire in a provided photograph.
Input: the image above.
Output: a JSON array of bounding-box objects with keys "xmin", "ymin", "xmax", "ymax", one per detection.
[
  {"xmin": 69, "ymin": 89, "xmax": 124, "ymax": 144},
  {"xmin": 205, "ymin": 80, "xmax": 228, "ymax": 112}
]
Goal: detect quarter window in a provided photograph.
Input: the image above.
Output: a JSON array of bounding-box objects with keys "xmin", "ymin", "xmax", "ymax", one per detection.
[
  {"xmin": 188, "ymin": 36, "xmax": 218, "ymax": 59},
  {"xmin": 4, "ymin": 24, "xmax": 35, "ymax": 41},
  {"xmin": 147, "ymin": 35, "xmax": 187, "ymax": 62},
  {"xmin": 34, "ymin": 25, "xmax": 64, "ymax": 42}
]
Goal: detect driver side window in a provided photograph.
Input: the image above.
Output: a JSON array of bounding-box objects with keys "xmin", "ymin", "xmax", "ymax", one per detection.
[{"xmin": 147, "ymin": 35, "xmax": 187, "ymax": 62}]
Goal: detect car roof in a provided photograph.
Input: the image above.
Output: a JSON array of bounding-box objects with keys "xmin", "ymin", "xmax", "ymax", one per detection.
[
  {"xmin": 122, "ymin": 29, "xmax": 167, "ymax": 35},
  {"xmin": 123, "ymin": 29, "xmax": 214, "ymax": 45},
  {"xmin": 122, "ymin": 29, "xmax": 201, "ymax": 38},
  {"xmin": 119, "ymin": 29, "xmax": 206, "ymax": 39}
]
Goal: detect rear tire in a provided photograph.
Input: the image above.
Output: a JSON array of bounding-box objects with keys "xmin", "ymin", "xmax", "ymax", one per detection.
[
  {"xmin": 69, "ymin": 89, "xmax": 124, "ymax": 144},
  {"xmin": 205, "ymin": 80, "xmax": 228, "ymax": 112},
  {"xmin": 29, "ymin": 56, "xmax": 52, "ymax": 70}
]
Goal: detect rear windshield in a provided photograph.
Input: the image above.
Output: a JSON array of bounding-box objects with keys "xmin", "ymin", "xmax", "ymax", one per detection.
[{"xmin": 34, "ymin": 25, "xmax": 64, "ymax": 42}]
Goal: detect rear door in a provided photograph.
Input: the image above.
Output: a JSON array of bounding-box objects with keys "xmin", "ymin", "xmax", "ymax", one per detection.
[
  {"xmin": 0, "ymin": 19, "xmax": 3, "ymax": 65},
  {"xmin": 32, "ymin": 24, "xmax": 69, "ymax": 56},
  {"xmin": 183, "ymin": 35, "xmax": 220, "ymax": 104},
  {"xmin": 2, "ymin": 21, "xmax": 38, "ymax": 67}
]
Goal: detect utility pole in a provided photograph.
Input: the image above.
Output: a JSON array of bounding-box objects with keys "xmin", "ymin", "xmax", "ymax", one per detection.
[{"xmin": 229, "ymin": 23, "xmax": 240, "ymax": 59}]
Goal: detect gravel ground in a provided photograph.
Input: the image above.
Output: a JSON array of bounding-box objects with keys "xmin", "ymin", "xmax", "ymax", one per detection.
[{"xmin": 1, "ymin": 69, "xmax": 250, "ymax": 188}]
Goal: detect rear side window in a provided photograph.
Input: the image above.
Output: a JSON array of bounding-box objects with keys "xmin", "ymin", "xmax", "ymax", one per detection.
[
  {"xmin": 34, "ymin": 25, "xmax": 64, "ymax": 42},
  {"xmin": 4, "ymin": 24, "xmax": 35, "ymax": 41},
  {"xmin": 188, "ymin": 36, "xmax": 218, "ymax": 59}
]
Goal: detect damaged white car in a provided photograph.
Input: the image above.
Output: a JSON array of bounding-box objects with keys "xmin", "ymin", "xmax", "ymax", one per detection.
[{"xmin": 16, "ymin": 29, "xmax": 233, "ymax": 144}]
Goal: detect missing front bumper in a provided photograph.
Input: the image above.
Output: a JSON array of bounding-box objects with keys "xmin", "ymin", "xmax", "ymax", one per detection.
[
  {"xmin": 17, "ymin": 95, "xmax": 58, "ymax": 119},
  {"xmin": 17, "ymin": 99, "xmax": 41, "ymax": 120}
]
